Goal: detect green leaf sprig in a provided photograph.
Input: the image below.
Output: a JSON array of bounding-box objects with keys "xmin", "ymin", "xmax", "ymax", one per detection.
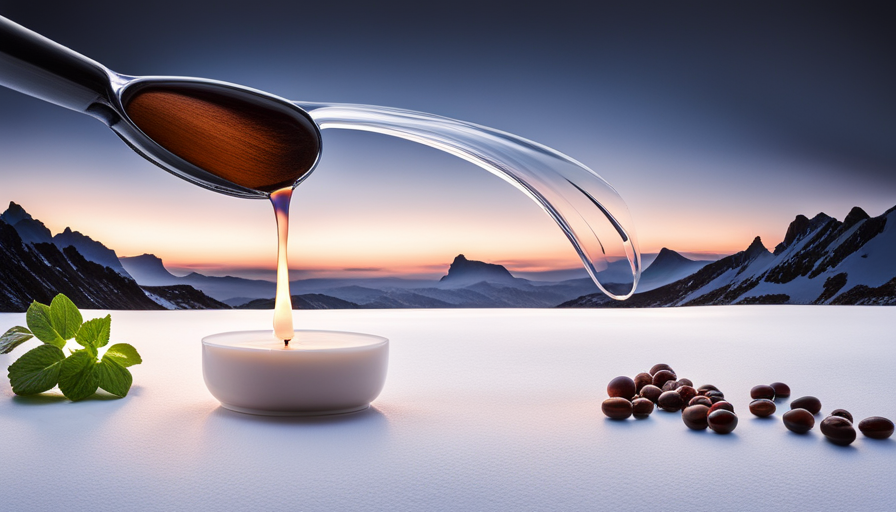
[{"xmin": 1, "ymin": 294, "xmax": 141, "ymax": 401}]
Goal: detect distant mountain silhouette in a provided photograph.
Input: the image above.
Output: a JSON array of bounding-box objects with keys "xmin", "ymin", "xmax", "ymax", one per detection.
[
  {"xmin": 438, "ymin": 254, "xmax": 515, "ymax": 287},
  {"xmin": 637, "ymin": 248, "xmax": 711, "ymax": 292},
  {"xmin": 237, "ymin": 294, "xmax": 361, "ymax": 310},
  {"xmin": 2, "ymin": 201, "xmax": 131, "ymax": 277},
  {"xmin": 0, "ymin": 201, "xmax": 30, "ymax": 225},
  {"xmin": 560, "ymin": 205, "xmax": 896, "ymax": 307},
  {"xmin": 1, "ymin": 201, "xmax": 53, "ymax": 244},
  {"xmin": 119, "ymin": 253, "xmax": 180, "ymax": 285}
]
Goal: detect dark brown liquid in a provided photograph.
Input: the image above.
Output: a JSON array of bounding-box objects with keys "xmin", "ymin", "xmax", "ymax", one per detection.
[{"xmin": 124, "ymin": 84, "xmax": 320, "ymax": 193}]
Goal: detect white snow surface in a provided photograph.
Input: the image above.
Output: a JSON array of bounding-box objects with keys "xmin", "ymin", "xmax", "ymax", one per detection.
[{"xmin": 1, "ymin": 308, "xmax": 894, "ymax": 512}]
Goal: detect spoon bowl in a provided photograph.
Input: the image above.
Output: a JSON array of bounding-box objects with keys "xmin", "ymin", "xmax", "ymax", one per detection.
[
  {"xmin": 0, "ymin": 16, "xmax": 322, "ymax": 199},
  {"xmin": 114, "ymin": 77, "xmax": 321, "ymax": 198}
]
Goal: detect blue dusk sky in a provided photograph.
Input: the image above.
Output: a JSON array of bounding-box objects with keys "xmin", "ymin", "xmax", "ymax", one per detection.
[{"xmin": 0, "ymin": 1, "xmax": 893, "ymax": 279}]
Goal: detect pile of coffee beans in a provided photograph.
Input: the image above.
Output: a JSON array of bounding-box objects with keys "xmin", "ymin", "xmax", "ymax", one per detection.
[
  {"xmin": 603, "ymin": 369, "xmax": 894, "ymax": 445},
  {"xmin": 601, "ymin": 364, "xmax": 738, "ymax": 435},
  {"xmin": 685, "ymin": 384, "xmax": 738, "ymax": 435},
  {"xmin": 744, "ymin": 382, "xmax": 894, "ymax": 445}
]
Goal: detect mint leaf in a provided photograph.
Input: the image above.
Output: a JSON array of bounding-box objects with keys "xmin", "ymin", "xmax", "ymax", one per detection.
[
  {"xmin": 7, "ymin": 298, "xmax": 141, "ymax": 403},
  {"xmin": 0, "ymin": 326, "xmax": 33, "ymax": 354},
  {"xmin": 96, "ymin": 358, "xmax": 133, "ymax": 397},
  {"xmin": 57, "ymin": 352, "xmax": 99, "ymax": 401},
  {"xmin": 7, "ymin": 344, "xmax": 65, "ymax": 395},
  {"xmin": 76, "ymin": 315, "xmax": 111, "ymax": 349},
  {"xmin": 72, "ymin": 346, "xmax": 98, "ymax": 359},
  {"xmin": 26, "ymin": 301, "xmax": 66, "ymax": 348},
  {"xmin": 49, "ymin": 294, "xmax": 82, "ymax": 340},
  {"xmin": 103, "ymin": 343, "xmax": 142, "ymax": 367}
]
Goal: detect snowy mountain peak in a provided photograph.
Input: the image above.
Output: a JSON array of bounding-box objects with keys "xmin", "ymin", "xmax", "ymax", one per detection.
[
  {"xmin": 809, "ymin": 212, "xmax": 833, "ymax": 225},
  {"xmin": 744, "ymin": 236, "xmax": 769, "ymax": 259},
  {"xmin": 843, "ymin": 206, "xmax": 870, "ymax": 229},
  {"xmin": 562, "ymin": 203, "xmax": 896, "ymax": 308},
  {"xmin": 776, "ymin": 214, "xmax": 811, "ymax": 254},
  {"xmin": 776, "ymin": 212, "xmax": 840, "ymax": 255}
]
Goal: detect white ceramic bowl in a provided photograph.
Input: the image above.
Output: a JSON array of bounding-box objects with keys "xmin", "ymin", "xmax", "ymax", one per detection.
[{"xmin": 202, "ymin": 330, "xmax": 388, "ymax": 416}]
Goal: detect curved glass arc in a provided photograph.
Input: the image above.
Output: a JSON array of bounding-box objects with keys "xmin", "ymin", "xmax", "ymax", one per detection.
[{"xmin": 295, "ymin": 102, "xmax": 641, "ymax": 299}]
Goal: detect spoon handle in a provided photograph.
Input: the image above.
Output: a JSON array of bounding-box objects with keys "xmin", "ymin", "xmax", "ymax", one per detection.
[{"xmin": 0, "ymin": 16, "xmax": 112, "ymax": 114}]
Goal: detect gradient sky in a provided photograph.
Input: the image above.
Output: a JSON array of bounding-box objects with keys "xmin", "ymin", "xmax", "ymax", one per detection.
[{"xmin": 1, "ymin": 1, "xmax": 894, "ymax": 279}]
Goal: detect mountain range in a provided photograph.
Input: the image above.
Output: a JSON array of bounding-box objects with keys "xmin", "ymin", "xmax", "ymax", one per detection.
[
  {"xmin": 0, "ymin": 202, "xmax": 617, "ymax": 311},
  {"xmin": 0, "ymin": 203, "xmax": 216, "ymax": 311},
  {"xmin": 560, "ymin": 206, "xmax": 896, "ymax": 307},
  {"xmin": 120, "ymin": 251, "xmax": 609, "ymax": 308},
  {"xmin": 2, "ymin": 200, "xmax": 894, "ymax": 311}
]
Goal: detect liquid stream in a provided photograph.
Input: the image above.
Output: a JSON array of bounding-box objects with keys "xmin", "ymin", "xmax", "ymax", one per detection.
[{"xmin": 270, "ymin": 187, "xmax": 294, "ymax": 343}]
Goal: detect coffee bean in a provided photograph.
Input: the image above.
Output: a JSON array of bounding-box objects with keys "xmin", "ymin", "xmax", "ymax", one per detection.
[
  {"xmin": 658, "ymin": 390, "xmax": 684, "ymax": 412},
  {"xmin": 662, "ymin": 380, "xmax": 681, "ymax": 392},
  {"xmin": 601, "ymin": 397, "xmax": 633, "ymax": 420},
  {"xmin": 649, "ymin": 364, "xmax": 674, "ymax": 376},
  {"xmin": 652, "ymin": 370, "xmax": 677, "ymax": 388},
  {"xmin": 750, "ymin": 385, "xmax": 776, "ymax": 401},
  {"xmin": 830, "ymin": 409, "xmax": 853, "ymax": 423},
  {"xmin": 634, "ymin": 373, "xmax": 652, "ymax": 393},
  {"xmin": 607, "ymin": 376, "xmax": 637, "ymax": 399},
  {"xmin": 697, "ymin": 384, "xmax": 719, "ymax": 396},
  {"xmin": 820, "ymin": 416, "xmax": 857, "ymax": 446},
  {"xmin": 683, "ymin": 405, "xmax": 710, "ymax": 430},
  {"xmin": 632, "ymin": 398, "xmax": 655, "ymax": 418},
  {"xmin": 708, "ymin": 410, "xmax": 738, "ymax": 434},
  {"xmin": 677, "ymin": 378, "xmax": 694, "ymax": 387},
  {"xmin": 640, "ymin": 385, "xmax": 663, "ymax": 403},
  {"xmin": 858, "ymin": 417, "xmax": 895, "ymax": 440},
  {"xmin": 783, "ymin": 408, "xmax": 815, "ymax": 434},
  {"xmin": 705, "ymin": 390, "xmax": 725, "ymax": 404},
  {"xmin": 770, "ymin": 382, "xmax": 790, "ymax": 398},
  {"xmin": 689, "ymin": 396, "xmax": 713, "ymax": 408},
  {"xmin": 790, "ymin": 396, "xmax": 821, "ymax": 415},
  {"xmin": 677, "ymin": 385, "xmax": 697, "ymax": 405},
  {"xmin": 749, "ymin": 399, "xmax": 776, "ymax": 417},
  {"xmin": 708, "ymin": 401, "xmax": 734, "ymax": 415}
]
